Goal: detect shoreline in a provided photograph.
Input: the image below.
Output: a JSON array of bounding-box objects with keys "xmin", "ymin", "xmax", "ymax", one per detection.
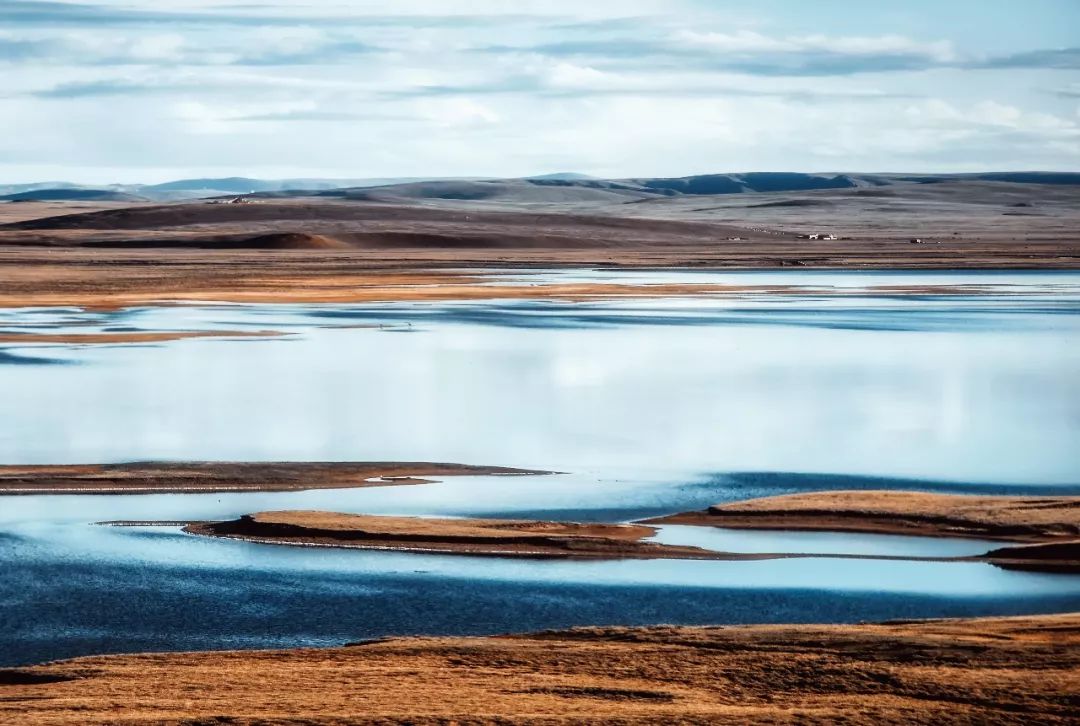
[
  {"xmin": 3, "ymin": 612, "xmax": 1077, "ymax": 724},
  {"xmin": 0, "ymin": 462, "xmax": 550, "ymax": 495}
]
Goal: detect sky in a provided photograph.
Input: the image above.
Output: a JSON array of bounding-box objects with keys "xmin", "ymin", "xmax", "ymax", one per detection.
[{"xmin": 1, "ymin": 0, "xmax": 1079, "ymax": 184}]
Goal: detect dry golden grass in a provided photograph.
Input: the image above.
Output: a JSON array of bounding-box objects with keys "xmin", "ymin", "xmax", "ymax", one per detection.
[{"xmin": 2, "ymin": 614, "xmax": 1077, "ymax": 724}]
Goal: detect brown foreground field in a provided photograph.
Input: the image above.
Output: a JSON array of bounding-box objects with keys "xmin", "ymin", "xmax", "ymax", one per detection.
[
  {"xmin": 0, "ymin": 462, "xmax": 545, "ymax": 495},
  {"xmin": 2, "ymin": 613, "xmax": 1077, "ymax": 725},
  {"xmin": 182, "ymin": 510, "xmax": 726, "ymax": 560}
]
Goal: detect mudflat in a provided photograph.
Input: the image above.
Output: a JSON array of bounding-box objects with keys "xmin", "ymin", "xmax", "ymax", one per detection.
[
  {"xmin": 0, "ymin": 462, "xmax": 546, "ymax": 495},
  {"xmin": 2, "ymin": 613, "xmax": 1077, "ymax": 725},
  {"xmin": 182, "ymin": 510, "xmax": 726, "ymax": 560}
]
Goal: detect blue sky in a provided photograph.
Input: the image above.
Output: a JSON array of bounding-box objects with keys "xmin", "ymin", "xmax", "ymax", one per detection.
[{"xmin": 1, "ymin": 0, "xmax": 1078, "ymax": 183}]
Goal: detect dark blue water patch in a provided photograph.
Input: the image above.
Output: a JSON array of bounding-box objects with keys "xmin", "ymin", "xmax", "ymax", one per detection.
[
  {"xmin": 0, "ymin": 307, "xmax": 144, "ymax": 325},
  {"xmin": 0, "ymin": 322, "xmax": 91, "ymax": 330},
  {"xmin": 3, "ymin": 558, "xmax": 1078, "ymax": 667},
  {"xmin": 295, "ymin": 300, "xmax": 1080, "ymax": 333},
  {"xmin": 0, "ymin": 349, "xmax": 73, "ymax": 366},
  {"xmin": 0, "ymin": 532, "xmax": 24, "ymax": 548},
  {"xmin": 87, "ymin": 344, "xmax": 165, "ymax": 351}
]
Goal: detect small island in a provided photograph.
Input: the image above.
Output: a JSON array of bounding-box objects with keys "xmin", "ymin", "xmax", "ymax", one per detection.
[
  {"xmin": 181, "ymin": 511, "xmax": 729, "ymax": 560},
  {"xmin": 644, "ymin": 490, "xmax": 1080, "ymax": 572}
]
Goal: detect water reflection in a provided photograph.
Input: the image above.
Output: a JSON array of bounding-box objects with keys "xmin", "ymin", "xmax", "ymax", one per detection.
[
  {"xmin": 1, "ymin": 285, "xmax": 1078, "ymax": 484},
  {"xmin": 649, "ymin": 524, "xmax": 1000, "ymax": 558}
]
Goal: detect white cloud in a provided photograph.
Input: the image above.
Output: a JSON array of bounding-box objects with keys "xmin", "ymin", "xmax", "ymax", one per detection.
[
  {"xmin": 417, "ymin": 98, "xmax": 501, "ymax": 126},
  {"xmin": 127, "ymin": 34, "xmax": 188, "ymax": 63},
  {"xmin": 676, "ymin": 30, "xmax": 957, "ymax": 63},
  {"xmin": 544, "ymin": 62, "xmax": 611, "ymax": 89}
]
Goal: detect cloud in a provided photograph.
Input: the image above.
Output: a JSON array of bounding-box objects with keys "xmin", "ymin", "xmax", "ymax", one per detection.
[
  {"xmin": 1, "ymin": 1, "xmax": 1079, "ymax": 180},
  {"xmin": 0, "ymin": 1, "xmax": 141, "ymax": 25},
  {"xmin": 416, "ymin": 98, "xmax": 502, "ymax": 126},
  {"xmin": 22, "ymin": 70, "xmax": 371, "ymax": 99},
  {"xmin": 233, "ymin": 109, "xmax": 412, "ymax": 122},
  {"xmin": 5, "ymin": 7, "xmax": 1076, "ymax": 78},
  {"xmin": 0, "ymin": 27, "xmax": 377, "ymax": 67},
  {"xmin": 380, "ymin": 59, "xmax": 915, "ymax": 103},
  {"xmin": 977, "ymin": 47, "xmax": 1080, "ymax": 70},
  {"xmin": 27, "ymin": 79, "xmax": 204, "ymax": 98},
  {"xmin": 906, "ymin": 99, "xmax": 1080, "ymax": 139},
  {"xmin": 0, "ymin": 1, "xmax": 577, "ymax": 29},
  {"xmin": 474, "ymin": 37, "xmax": 956, "ymax": 77},
  {"xmin": 676, "ymin": 30, "xmax": 956, "ymax": 62},
  {"xmin": 1049, "ymin": 83, "xmax": 1080, "ymax": 99},
  {"xmin": 475, "ymin": 31, "xmax": 1079, "ymax": 77},
  {"xmin": 0, "ymin": 36, "xmax": 50, "ymax": 61}
]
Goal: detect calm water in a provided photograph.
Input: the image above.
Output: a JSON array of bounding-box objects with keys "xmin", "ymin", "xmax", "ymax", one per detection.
[{"xmin": 1, "ymin": 270, "xmax": 1079, "ymax": 666}]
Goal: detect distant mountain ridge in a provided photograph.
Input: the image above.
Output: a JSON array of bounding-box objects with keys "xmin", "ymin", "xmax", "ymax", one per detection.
[
  {"xmin": 305, "ymin": 171, "xmax": 1080, "ymax": 205},
  {"xmin": 0, "ymin": 177, "xmax": 488, "ymax": 202},
  {"xmin": 2, "ymin": 171, "xmax": 1078, "ymax": 203}
]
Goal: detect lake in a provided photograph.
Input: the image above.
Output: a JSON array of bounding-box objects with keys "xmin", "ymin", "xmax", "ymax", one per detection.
[{"xmin": 2, "ymin": 269, "xmax": 1078, "ymax": 666}]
